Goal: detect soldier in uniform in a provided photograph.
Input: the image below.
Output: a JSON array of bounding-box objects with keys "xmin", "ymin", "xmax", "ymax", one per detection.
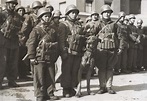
[
  {"xmin": 114, "ymin": 12, "xmax": 131, "ymax": 74},
  {"xmin": 51, "ymin": 10, "xmax": 62, "ymax": 82},
  {"xmin": 127, "ymin": 14, "xmax": 139, "ymax": 72},
  {"xmin": 136, "ymin": 19, "xmax": 145, "ymax": 71},
  {"xmin": 21, "ymin": 1, "xmax": 43, "ymax": 75},
  {"xmin": 84, "ymin": 11, "xmax": 99, "ymax": 36},
  {"xmin": 26, "ymin": 7, "xmax": 59, "ymax": 101},
  {"xmin": 95, "ymin": 5, "xmax": 124, "ymax": 94},
  {"xmin": 0, "ymin": 0, "xmax": 22, "ymax": 88},
  {"xmin": 84, "ymin": 11, "xmax": 99, "ymax": 76},
  {"xmin": 58, "ymin": 4, "xmax": 85, "ymax": 97},
  {"xmin": 21, "ymin": 1, "xmax": 43, "ymax": 41},
  {"xmin": 15, "ymin": 5, "xmax": 29, "ymax": 79}
]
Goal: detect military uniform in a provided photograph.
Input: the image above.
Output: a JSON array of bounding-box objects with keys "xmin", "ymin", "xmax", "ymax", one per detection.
[
  {"xmin": 58, "ymin": 4, "xmax": 85, "ymax": 97},
  {"xmin": 95, "ymin": 5, "xmax": 124, "ymax": 94},
  {"xmin": 0, "ymin": 0, "xmax": 22, "ymax": 87},
  {"xmin": 26, "ymin": 8, "xmax": 58, "ymax": 100},
  {"xmin": 136, "ymin": 27, "xmax": 143, "ymax": 70},
  {"xmin": 21, "ymin": 1, "xmax": 43, "ymax": 76},
  {"xmin": 117, "ymin": 22, "xmax": 131, "ymax": 73},
  {"xmin": 127, "ymin": 24, "xmax": 139, "ymax": 72}
]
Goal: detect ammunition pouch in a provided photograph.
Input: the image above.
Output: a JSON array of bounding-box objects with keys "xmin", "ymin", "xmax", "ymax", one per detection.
[
  {"xmin": 36, "ymin": 41, "xmax": 58, "ymax": 63},
  {"xmin": 68, "ymin": 34, "xmax": 85, "ymax": 54}
]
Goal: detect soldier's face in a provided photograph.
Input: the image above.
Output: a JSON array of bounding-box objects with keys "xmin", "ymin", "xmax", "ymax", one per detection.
[
  {"xmin": 53, "ymin": 17, "xmax": 60, "ymax": 24},
  {"xmin": 91, "ymin": 14, "xmax": 99, "ymax": 21},
  {"xmin": 68, "ymin": 10, "xmax": 78, "ymax": 20},
  {"xmin": 129, "ymin": 18, "xmax": 135, "ymax": 24},
  {"xmin": 17, "ymin": 9, "xmax": 25, "ymax": 16},
  {"xmin": 41, "ymin": 13, "xmax": 51, "ymax": 23},
  {"xmin": 102, "ymin": 11, "xmax": 111, "ymax": 20},
  {"xmin": 7, "ymin": 2, "xmax": 17, "ymax": 11},
  {"xmin": 137, "ymin": 21, "xmax": 142, "ymax": 28}
]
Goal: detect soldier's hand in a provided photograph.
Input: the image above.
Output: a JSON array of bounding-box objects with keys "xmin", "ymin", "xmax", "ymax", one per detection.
[
  {"xmin": 4, "ymin": 31, "xmax": 11, "ymax": 39},
  {"xmin": 117, "ymin": 49, "xmax": 122, "ymax": 55},
  {"xmin": 30, "ymin": 59, "xmax": 38, "ymax": 65}
]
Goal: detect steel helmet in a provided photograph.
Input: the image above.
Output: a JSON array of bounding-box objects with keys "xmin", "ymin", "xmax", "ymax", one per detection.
[
  {"xmin": 45, "ymin": 4, "xmax": 54, "ymax": 12},
  {"xmin": 53, "ymin": 10, "xmax": 61, "ymax": 18},
  {"xmin": 32, "ymin": 1, "xmax": 43, "ymax": 9},
  {"xmin": 5, "ymin": 0, "xmax": 18, "ymax": 5},
  {"xmin": 129, "ymin": 14, "xmax": 136, "ymax": 19},
  {"xmin": 37, "ymin": 7, "xmax": 51, "ymax": 18},
  {"xmin": 65, "ymin": 4, "xmax": 79, "ymax": 15},
  {"xmin": 91, "ymin": 11, "xmax": 99, "ymax": 16},
  {"xmin": 118, "ymin": 11, "xmax": 126, "ymax": 17},
  {"xmin": 100, "ymin": 5, "xmax": 113, "ymax": 14},
  {"xmin": 15, "ymin": 5, "xmax": 25, "ymax": 12},
  {"xmin": 137, "ymin": 19, "xmax": 143, "ymax": 24}
]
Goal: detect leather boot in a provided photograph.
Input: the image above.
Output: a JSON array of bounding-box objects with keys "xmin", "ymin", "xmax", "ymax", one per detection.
[
  {"xmin": 106, "ymin": 87, "xmax": 116, "ymax": 94},
  {"xmin": 8, "ymin": 81, "xmax": 19, "ymax": 87},
  {"xmin": 97, "ymin": 87, "xmax": 106, "ymax": 94}
]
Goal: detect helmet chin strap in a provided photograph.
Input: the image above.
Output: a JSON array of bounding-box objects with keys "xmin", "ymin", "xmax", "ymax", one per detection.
[
  {"xmin": 66, "ymin": 15, "xmax": 76, "ymax": 22},
  {"xmin": 41, "ymin": 18, "xmax": 49, "ymax": 25}
]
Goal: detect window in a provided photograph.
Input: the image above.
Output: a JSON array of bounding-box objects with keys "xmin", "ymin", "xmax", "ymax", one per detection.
[
  {"xmin": 130, "ymin": 0, "xmax": 141, "ymax": 14},
  {"xmin": 85, "ymin": 0, "xmax": 93, "ymax": 13},
  {"xmin": 104, "ymin": 0, "xmax": 113, "ymax": 6}
]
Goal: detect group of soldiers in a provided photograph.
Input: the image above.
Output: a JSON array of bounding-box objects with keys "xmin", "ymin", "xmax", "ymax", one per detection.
[{"xmin": 0, "ymin": 0, "xmax": 147, "ymax": 101}]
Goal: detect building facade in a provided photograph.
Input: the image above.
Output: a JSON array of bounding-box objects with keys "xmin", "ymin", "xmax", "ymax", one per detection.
[{"xmin": 1, "ymin": 0, "xmax": 147, "ymax": 25}]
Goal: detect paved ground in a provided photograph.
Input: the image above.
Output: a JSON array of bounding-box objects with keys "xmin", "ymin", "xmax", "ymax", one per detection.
[{"xmin": 0, "ymin": 71, "xmax": 147, "ymax": 101}]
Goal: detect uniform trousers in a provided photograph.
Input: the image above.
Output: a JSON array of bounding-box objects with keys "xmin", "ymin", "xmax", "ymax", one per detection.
[
  {"xmin": 127, "ymin": 47, "xmax": 137, "ymax": 70},
  {"xmin": 96, "ymin": 49, "xmax": 118, "ymax": 88},
  {"xmin": 120, "ymin": 48, "xmax": 128, "ymax": 70},
  {"xmin": 0, "ymin": 47, "xmax": 19, "ymax": 85},
  {"xmin": 61, "ymin": 54, "xmax": 81, "ymax": 88},
  {"xmin": 33, "ymin": 62, "xmax": 55, "ymax": 97}
]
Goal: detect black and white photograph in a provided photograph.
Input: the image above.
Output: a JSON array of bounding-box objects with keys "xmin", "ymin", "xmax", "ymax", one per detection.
[{"xmin": 0, "ymin": 0, "xmax": 147, "ymax": 101}]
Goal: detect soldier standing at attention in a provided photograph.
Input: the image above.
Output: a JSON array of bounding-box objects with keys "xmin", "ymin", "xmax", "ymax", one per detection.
[
  {"xmin": 51, "ymin": 10, "xmax": 62, "ymax": 82},
  {"xmin": 0, "ymin": 0, "xmax": 22, "ymax": 88},
  {"xmin": 114, "ymin": 12, "xmax": 131, "ymax": 74},
  {"xmin": 26, "ymin": 8, "xmax": 59, "ymax": 101},
  {"xmin": 136, "ymin": 19, "xmax": 145, "ymax": 71},
  {"xmin": 21, "ymin": 1, "xmax": 43, "ymax": 75},
  {"xmin": 95, "ymin": 5, "xmax": 124, "ymax": 94},
  {"xmin": 58, "ymin": 4, "xmax": 85, "ymax": 97},
  {"xmin": 15, "ymin": 5, "xmax": 29, "ymax": 79},
  {"xmin": 127, "ymin": 14, "xmax": 139, "ymax": 72}
]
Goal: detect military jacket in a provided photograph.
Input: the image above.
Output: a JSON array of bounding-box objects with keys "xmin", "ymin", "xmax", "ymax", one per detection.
[
  {"xmin": 136, "ymin": 27, "xmax": 144, "ymax": 49},
  {"xmin": 117, "ymin": 22, "xmax": 130, "ymax": 48},
  {"xmin": 128, "ymin": 24, "xmax": 138, "ymax": 48},
  {"xmin": 0, "ymin": 9, "xmax": 22, "ymax": 49},
  {"xmin": 21, "ymin": 13, "xmax": 39, "ymax": 39},
  {"xmin": 26, "ymin": 22, "xmax": 58, "ymax": 63},
  {"xmin": 59, "ymin": 19, "xmax": 86, "ymax": 56},
  {"xmin": 84, "ymin": 20, "xmax": 99, "ymax": 36},
  {"xmin": 97, "ymin": 19, "xmax": 123, "ymax": 50}
]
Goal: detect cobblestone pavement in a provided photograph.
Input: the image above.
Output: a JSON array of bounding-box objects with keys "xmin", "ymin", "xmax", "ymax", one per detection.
[{"xmin": 0, "ymin": 71, "xmax": 147, "ymax": 101}]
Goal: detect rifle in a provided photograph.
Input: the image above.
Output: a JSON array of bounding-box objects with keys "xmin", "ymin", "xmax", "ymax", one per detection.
[{"xmin": 97, "ymin": 16, "xmax": 123, "ymax": 40}]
